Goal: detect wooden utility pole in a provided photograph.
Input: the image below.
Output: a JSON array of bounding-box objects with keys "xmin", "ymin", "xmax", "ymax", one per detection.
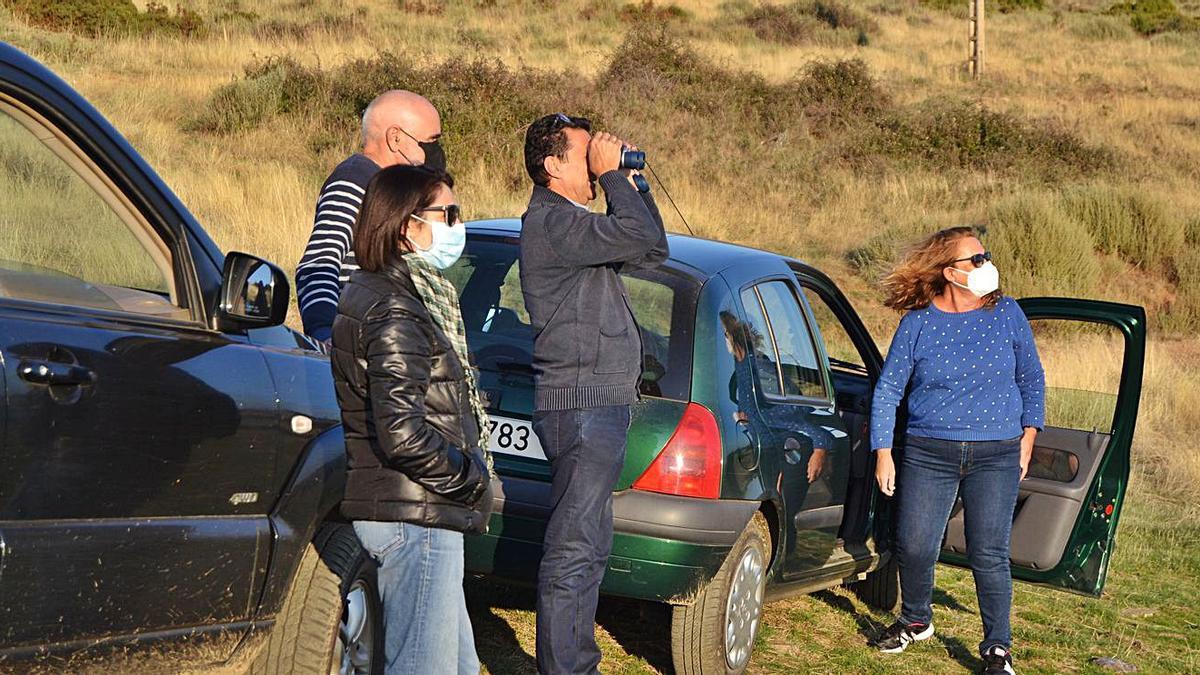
[{"xmin": 970, "ymin": 0, "xmax": 985, "ymax": 78}]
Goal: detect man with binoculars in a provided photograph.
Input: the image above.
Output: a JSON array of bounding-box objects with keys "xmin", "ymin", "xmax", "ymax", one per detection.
[{"xmin": 519, "ymin": 113, "xmax": 668, "ymax": 674}]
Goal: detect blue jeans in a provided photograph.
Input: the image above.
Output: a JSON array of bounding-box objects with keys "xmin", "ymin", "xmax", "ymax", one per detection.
[
  {"xmin": 895, "ymin": 435, "xmax": 1022, "ymax": 656},
  {"xmin": 533, "ymin": 405, "xmax": 632, "ymax": 675},
  {"xmin": 352, "ymin": 521, "xmax": 479, "ymax": 675}
]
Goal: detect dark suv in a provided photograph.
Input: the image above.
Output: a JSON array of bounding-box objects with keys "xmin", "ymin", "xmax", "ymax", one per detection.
[
  {"xmin": 0, "ymin": 43, "xmax": 373, "ymax": 673},
  {"xmin": 452, "ymin": 219, "xmax": 1146, "ymax": 674}
]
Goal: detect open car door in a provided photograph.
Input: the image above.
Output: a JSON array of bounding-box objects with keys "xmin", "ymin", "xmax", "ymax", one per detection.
[{"xmin": 940, "ymin": 298, "xmax": 1146, "ymax": 596}]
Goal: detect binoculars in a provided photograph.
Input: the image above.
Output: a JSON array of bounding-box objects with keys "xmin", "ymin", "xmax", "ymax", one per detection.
[{"xmin": 620, "ymin": 148, "xmax": 650, "ymax": 193}]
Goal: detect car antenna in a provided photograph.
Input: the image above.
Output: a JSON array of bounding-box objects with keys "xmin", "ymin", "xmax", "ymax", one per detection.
[{"xmin": 645, "ymin": 163, "xmax": 696, "ymax": 237}]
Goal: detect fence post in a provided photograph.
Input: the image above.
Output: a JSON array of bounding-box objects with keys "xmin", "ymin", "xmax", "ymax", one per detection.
[{"xmin": 970, "ymin": 0, "xmax": 985, "ymax": 78}]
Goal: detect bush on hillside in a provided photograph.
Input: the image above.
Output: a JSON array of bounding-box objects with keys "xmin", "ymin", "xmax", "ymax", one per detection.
[
  {"xmin": 2, "ymin": 0, "xmax": 205, "ymax": 38},
  {"xmin": 742, "ymin": 1, "xmax": 879, "ymax": 45},
  {"xmin": 1060, "ymin": 185, "xmax": 1185, "ymax": 270},
  {"xmin": 985, "ymin": 193, "xmax": 1101, "ymax": 297},
  {"xmin": 861, "ymin": 100, "xmax": 1113, "ymax": 179},
  {"xmin": 1107, "ymin": 0, "xmax": 1199, "ymax": 35},
  {"xmin": 618, "ymin": 1, "xmax": 691, "ymax": 23},
  {"xmin": 190, "ymin": 31, "xmax": 1112, "ymax": 196}
]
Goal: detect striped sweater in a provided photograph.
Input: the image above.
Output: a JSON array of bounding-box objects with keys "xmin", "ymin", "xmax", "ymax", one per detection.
[{"xmin": 296, "ymin": 154, "xmax": 380, "ymax": 341}]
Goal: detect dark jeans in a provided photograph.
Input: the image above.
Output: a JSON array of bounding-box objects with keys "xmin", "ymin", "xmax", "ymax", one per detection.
[
  {"xmin": 533, "ymin": 405, "xmax": 632, "ymax": 675},
  {"xmin": 896, "ymin": 434, "xmax": 1022, "ymax": 656}
]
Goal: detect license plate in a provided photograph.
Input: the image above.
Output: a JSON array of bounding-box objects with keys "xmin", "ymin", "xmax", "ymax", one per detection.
[{"xmin": 486, "ymin": 414, "xmax": 546, "ymax": 461}]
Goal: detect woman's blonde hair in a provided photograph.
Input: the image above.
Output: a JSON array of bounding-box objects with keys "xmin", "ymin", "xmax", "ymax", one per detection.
[{"xmin": 881, "ymin": 226, "xmax": 1000, "ymax": 311}]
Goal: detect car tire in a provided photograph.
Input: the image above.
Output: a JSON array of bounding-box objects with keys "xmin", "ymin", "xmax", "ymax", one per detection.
[
  {"xmin": 670, "ymin": 512, "xmax": 770, "ymax": 675},
  {"xmin": 250, "ymin": 523, "xmax": 383, "ymax": 675},
  {"xmin": 851, "ymin": 549, "xmax": 900, "ymax": 613}
]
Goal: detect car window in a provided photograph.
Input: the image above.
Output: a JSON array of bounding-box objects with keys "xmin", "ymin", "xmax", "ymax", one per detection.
[
  {"xmin": 0, "ymin": 101, "xmax": 185, "ymax": 320},
  {"xmin": 447, "ymin": 234, "xmax": 696, "ymax": 408},
  {"xmin": 742, "ymin": 281, "xmax": 828, "ymax": 401},
  {"xmin": 737, "ymin": 287, "xmax": 784, "ymax": 398},
  {"xmin": 800, "ymin": 286, "xmax": 867, "ymax": 371}
]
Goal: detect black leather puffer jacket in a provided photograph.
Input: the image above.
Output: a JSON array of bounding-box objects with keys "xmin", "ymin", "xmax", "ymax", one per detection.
[{"xmin": 331, "ymin": 257, "xmax": 492, "ymax": 534}]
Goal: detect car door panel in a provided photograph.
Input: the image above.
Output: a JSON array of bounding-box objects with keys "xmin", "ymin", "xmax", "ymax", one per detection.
[
  {"xmin": 939, "ymin": 298, "xmax": 1145, "ymax": 596},
  {"xmin": 0, "ymin": 306, "xmax": 278, "ymax": 651}
]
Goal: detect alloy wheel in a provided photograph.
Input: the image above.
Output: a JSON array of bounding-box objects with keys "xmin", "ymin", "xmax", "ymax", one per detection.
[
  {"xmin": 724, "ymin": 545, "xmax": 765, "ymax": 671},
  {"xmin": 333, "ymin": 580, "xmax": 375, "ymax": 675}
]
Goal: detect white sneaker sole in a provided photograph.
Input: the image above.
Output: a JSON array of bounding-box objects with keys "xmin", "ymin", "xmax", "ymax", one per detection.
[{"xmin": 878, "ymin": 623, "xmax": 935, "ymax": 654}]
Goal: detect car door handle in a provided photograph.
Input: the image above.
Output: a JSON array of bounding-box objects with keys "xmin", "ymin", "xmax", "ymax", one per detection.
[{"xmin": 19, "ymin": 360, "xmax": 97, "ymax": 386}]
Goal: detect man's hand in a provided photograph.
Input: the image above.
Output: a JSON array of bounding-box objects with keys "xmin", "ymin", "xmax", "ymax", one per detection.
[
  {"xmin": 1019, "ymin": 427, "xmax": 1038, "ymax": 481},
  {"xmin": 587, "ymin": 132, "xmax": 623, "ymax": 177},
  {"xmin": 808, "ymin": 448, "xmax": 827, "ymax": 484},
  {"xmin": 875, "ymin": 448, "xmax": 896, "ymax": 497}
]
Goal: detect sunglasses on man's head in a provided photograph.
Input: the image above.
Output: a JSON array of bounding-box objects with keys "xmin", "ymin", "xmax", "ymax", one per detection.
[
  {"xmin": 550, "ymin": 112, "xmax": 591, "ymax": 130},
  {"xmin": 418, "ymin": 204, "xmax": 462, "ymax": 227},
  {"xmin": 951, "ymin": 251, "xmax": 992, "ymax": 268}
]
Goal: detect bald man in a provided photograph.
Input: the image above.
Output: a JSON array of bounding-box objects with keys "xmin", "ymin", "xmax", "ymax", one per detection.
[{"xmin": 296, "ymin": 90, "xmax": 445, "ymax": 342}]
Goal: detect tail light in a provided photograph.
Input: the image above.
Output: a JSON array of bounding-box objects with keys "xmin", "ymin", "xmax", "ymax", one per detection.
[{"xmin": 632, "ymin": 402, "xmax": 723, "ymax": 499}]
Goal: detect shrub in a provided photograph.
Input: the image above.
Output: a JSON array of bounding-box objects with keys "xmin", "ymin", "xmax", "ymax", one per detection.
[
  {"xmin": 618, "ymin": 0, "xmax": 691, "ymax": 23},
  {"xmin": 781, "ymin": 59, "xmax": 891, "ymax": 134},
  {"xmin": 861, "ymin": 100, "xmax": 1113, "ymax": 179},
  {"xmin": 1107, "ymin": 0, "xmax": 1200, "ymax": 35},
  {"xmin": 985, "ymin": 193, "xmax": 1100, "ymax": 297},
  {"xmin": 1060, "ymin": 185, "xmax": 1185, "ymax": 270},
  {"xmin": 2, "ymin": 0, "xmax": 205, "ymax": 38},
  {"xmin": 741, "ymin": 0, "xmax": 878, "ymax": 45}
]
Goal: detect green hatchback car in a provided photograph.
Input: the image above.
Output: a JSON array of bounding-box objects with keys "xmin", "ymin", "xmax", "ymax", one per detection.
[{"xmin": 449, "ymin": 218, "xmax": 1145, "ymax": 674}]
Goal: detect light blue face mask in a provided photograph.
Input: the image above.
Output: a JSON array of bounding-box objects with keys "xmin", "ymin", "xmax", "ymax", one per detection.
[{"xmin": 408, "ymin": 214, "xmax": 465, "ymax": 270}]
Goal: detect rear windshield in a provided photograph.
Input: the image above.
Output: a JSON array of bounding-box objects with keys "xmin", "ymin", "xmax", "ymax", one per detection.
[{"xmin": 445, "ymin": 233, "xmax": 696, "ymax": 415}]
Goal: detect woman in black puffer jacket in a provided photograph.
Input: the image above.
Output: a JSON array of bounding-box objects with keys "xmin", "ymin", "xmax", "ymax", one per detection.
[{"xmin": 330, "ymin": 165, "xmax": 492, "ymax": 675}]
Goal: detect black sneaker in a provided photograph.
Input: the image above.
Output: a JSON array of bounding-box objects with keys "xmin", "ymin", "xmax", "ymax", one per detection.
[
  {"xmin": 874, "ymin": 620, "xmax": 934, "ymax": 653},
  {"xmin": 982, "ymin": 645, "xmax": 1016, "ymax": 674}
]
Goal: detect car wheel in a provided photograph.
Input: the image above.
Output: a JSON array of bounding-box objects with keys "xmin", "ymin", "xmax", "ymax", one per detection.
[
  {"xmin": 670, "ymin": 513, "xmax": 770, "ymax": 675},
  {"xmin": 850, "ymin": 549, "xmax": 900, "ymax": 613},
  {"xmin": 250, "ymin": 523, "xmax": 383, "ymax": 675}
]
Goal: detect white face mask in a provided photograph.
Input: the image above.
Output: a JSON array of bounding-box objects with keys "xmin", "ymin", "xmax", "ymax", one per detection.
[
  {"xmin": 948, "ymin": 261, "xmax": 1000, "ymax": 297},
  {"xmin": 408, "ymin": 214, "xmax": 465, "ymax": 270}
]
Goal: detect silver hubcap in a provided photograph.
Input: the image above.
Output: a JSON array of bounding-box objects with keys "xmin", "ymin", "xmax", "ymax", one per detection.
[
  {"xmin": 724, "ymin": 545, "xmax": 765, "ymax": 671},
  {"xmin": 334, "ymin": 580, "xmax": 374, "ymax": 675}
]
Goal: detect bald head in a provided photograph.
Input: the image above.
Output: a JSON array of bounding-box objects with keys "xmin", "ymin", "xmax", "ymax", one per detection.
[{"xmin": 360, "ymin": 90, "xmax": 443, "ymax": 169}]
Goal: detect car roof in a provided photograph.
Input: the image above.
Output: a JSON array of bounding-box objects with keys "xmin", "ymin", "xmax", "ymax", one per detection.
[{"xmin": 467, "ymin": 217, "xmax": 797, "ymax": 278}]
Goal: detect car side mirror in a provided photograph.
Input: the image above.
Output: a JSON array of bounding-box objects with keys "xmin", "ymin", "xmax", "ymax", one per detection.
[{"xmin": 215, "ymin": 251, "xmax": 290, "ymax": 331}]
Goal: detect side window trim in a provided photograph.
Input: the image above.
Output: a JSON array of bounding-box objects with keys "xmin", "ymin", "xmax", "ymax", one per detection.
[{"xmin": 738, "ymin": 275, "xmax": 835, "ymax": 408}]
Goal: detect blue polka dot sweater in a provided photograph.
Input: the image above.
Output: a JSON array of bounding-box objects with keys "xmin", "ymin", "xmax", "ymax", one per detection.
[{"xmin": 870, "ymin": 296, "xmax": 1046, "ymax": 450}]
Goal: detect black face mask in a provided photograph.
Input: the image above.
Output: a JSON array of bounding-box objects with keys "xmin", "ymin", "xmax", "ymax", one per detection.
[{"xmin": 418, "ymin": 140, "xmax": 446, "ymax": 172}]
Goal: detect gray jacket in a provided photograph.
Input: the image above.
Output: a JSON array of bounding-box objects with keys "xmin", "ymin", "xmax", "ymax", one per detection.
[{"xmin": 519, "ymin": 171, "xmax": 669, "ymax": 411}]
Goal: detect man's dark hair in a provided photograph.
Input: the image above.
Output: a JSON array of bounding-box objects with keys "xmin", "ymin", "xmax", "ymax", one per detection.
[
  {"xmin": 354, "ymin": 165, "xmax": 454, "ymax": 272},
  {"xmin": 524, "ymin": 113, "xmax": 592, "ymax": 187}
]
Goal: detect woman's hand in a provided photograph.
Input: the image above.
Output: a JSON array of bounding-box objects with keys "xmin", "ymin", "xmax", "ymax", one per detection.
[
  {"xmin": 875, "ymin": 448, "xmax": 896, "ymax": 496},
  {"xmin": 808, "ymin": 448, "xmax": 827, "ymax": 483},
  {"xmin": 1020, "ymin": 427, "xmax": 1038, "ymax": 481}
]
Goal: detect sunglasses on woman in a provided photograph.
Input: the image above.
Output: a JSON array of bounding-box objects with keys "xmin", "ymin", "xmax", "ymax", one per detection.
[
  {"xmin": 951, "ymin": 251, "xmax": 992, "ymax": 268},
  {"xmin": 417, "ymin": 204, "xmax": 462, "ymax": 227}
]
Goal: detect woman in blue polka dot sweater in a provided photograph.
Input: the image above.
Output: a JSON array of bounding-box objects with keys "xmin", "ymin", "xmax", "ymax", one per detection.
[{"xmin": 868, "ymin": 227, "xmax": 1045, "ymax": 675}]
